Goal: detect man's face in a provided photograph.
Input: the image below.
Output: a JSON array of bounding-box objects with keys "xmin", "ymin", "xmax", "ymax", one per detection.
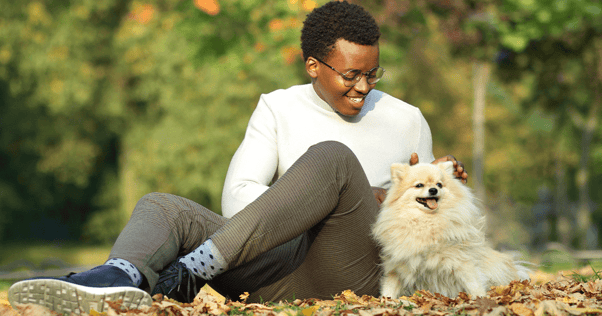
[{"xmin": 308, "ymin": 39, "xmax": 380, "ymax": 117}]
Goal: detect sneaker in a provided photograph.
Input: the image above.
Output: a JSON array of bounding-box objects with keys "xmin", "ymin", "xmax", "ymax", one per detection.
[
  {"xmin": 151, "ymin": 260, "xmax": 198, "ymax": 303},
  {"xmin": 8, "ymin": 265, "xmax": 152, "ymax": 314}
]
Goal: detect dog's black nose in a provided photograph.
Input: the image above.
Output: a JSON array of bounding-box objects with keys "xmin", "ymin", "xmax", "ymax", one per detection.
[{"xmin": 429, "ymin": 188, "xmax": 438, "ymax": 195}]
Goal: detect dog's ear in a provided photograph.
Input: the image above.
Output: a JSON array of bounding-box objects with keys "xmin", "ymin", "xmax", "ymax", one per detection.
[
  {"xmin": 390, "ymin": 163, "xmax": 410, "ymax": 184},
  {"xmin": 438, "ymin": 161, "xmax": 455, "ymax": 176}
]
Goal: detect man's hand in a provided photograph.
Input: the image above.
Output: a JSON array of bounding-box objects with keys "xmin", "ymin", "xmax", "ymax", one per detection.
[
  {"xmin": 409, "ymin": 153, "xmax": 468, "ymax": 184},
  {"xmin": 372, "ymin": 187, "xmax": 387, "ymax": 208}
]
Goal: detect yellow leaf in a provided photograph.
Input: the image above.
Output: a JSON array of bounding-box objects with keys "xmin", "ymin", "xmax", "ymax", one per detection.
[
  {"xmin": 301, "ymin": 306, "xmax": 318, "ymax": 316},
  {"xmin": 89, "ymin": 309, "xmax": 107, "ymax": 316},
  {"xmin": 239, "ymin": 291, "xmax": 249, "ymax": 302}
]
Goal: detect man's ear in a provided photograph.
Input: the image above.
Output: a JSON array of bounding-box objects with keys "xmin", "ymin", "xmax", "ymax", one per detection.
[
  {"xmin": 391, "ymin": 163, "xmax": 410, "ymax": 185},
  {"xmin": 305, "ymin": 57, "xmax": 319, "ymax": 79}
]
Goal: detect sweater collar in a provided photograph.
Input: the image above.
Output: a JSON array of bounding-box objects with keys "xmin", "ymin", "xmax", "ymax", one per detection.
[
  {"xmin": 306, "ymin": 83, "xmax": 335, "ymax": 113},
  {"xmin": 306, "ymin": 84, "xmax": 371, "ymax": 122}
]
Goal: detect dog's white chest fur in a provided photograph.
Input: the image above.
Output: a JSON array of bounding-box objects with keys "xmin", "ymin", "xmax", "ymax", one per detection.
[{"xmin": 372, "ymin": 162, "xmax": 529, "ymax": 298}]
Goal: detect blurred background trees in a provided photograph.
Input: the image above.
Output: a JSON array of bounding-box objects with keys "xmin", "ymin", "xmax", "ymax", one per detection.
[{"xmin": 0, "ymin": 0, "xmax": 600, "ymax": 250}]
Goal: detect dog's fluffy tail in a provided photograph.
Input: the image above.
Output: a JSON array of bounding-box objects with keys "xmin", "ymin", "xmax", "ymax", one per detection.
[{"xmin": 514, "ymin": 261, "xmax": 534, "ymax": 281}]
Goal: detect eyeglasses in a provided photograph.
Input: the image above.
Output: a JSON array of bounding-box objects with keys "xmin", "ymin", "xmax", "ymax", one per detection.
[{"xmin": 315, "ymin": 57, "xmax": 385, "ymax": 87}]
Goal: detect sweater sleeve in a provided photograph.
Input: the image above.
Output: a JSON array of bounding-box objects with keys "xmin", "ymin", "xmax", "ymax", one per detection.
[
  {"xmin": 221, "ymin": 95, "xmax": 278, "ymax": 218},
  {"xmin": 414, "ymin": 109, "xmax": 435, "ymax": 163}
]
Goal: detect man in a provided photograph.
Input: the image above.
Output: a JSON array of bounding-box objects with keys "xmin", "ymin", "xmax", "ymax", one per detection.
[{"xmin": 8, "ymin": 1, "xmax": 467, "ymax": 314}]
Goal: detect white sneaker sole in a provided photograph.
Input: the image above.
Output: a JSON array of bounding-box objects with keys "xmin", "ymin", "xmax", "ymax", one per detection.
[{"xmin": 8, "ymin": 279, "xmax": 153, "ymax": 315}]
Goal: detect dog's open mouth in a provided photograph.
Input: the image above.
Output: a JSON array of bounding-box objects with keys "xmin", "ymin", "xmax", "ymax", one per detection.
[{"xmin": 417, "ymin": 197, "xmax": 439, "ymax": 210}]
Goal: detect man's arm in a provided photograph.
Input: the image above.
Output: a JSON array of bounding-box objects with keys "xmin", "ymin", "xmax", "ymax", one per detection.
[{"xmin": 221, "ymin": 97, "xmax": 278, "ymax": 218}]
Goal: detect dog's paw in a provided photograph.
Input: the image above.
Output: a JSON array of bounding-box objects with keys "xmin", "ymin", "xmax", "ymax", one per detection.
[{"xmin": 380, "ymin": 274, "xmax": 403, "ymax": 299}]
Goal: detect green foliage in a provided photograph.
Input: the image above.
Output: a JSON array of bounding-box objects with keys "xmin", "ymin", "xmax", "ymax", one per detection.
[
  {"xmin": 495, "ymin": 0, "xmax": 602, "ymax": 51},
  {"xmin": 0, "ymin": 0, "xmax": 127, "ymax": 241},
  {"xmin": 81, "ymin": 173, "xmax": 125, "ymax": 244},
  {"xmin": 0, "ymin": 0, "xmax": 316, "ymax": 242},
  {"xmin": 116, "ymin": 0, "xmax": 313, "ymax": 214}
]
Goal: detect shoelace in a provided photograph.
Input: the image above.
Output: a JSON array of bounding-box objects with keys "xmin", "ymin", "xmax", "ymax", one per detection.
[
  {"xmin": 176, "ymin": 264, "xmax": 197, "ymax": 303},
  {"xmin": 153, "ymin": 262, "xmax": 197, "ymax": 303}
]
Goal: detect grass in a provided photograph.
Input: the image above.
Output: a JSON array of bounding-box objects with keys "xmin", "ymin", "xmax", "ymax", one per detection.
[
  {"xmin": 537, "ymin": 249, "xmax": 602, "ymax": 273},
  {"xmin": 0, "ymin": 242, "xmax": 112, "ymax": 291},
  {"xmin": 0, "ymin": 242, "xmax": 112, "ymax": 268},
  {"xmin": 569, "ymin": 264, "xmax": 602, "ymax": 282},
  {"xmin": 0, "ymin": 281, "xmax": 10, "ymax": 291}
]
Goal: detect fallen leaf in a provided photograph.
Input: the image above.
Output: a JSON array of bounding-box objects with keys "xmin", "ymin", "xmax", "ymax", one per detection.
[
  {"xmin": 484, "ymin": 306, "xmax": 509, "ymax": 316},
  {"xmin": 0, "ymin": 304, "xmax": 20, "ymax": 316},
  {"xmin": 239, "ymin": 292, "xmax": 250, "ymax": 303},
  {"xmin": 510, "ymin": 302, "xmax": 534, "ymax": 316},
  {"xmin": 302, "ymin": 306, "xmax": 318, "ymax": 316},
  {"xmin": 474, "ymin": 297, "xmax": 498, "ymax": 314},
  {"xmin": 533, "ymin": 300, "xmax": 567, "ymax": 316},
  {"xmin": 89, "ymin": 309, "xmax": 107, "ymax": 316},
  {"xmin": 14, "ymin": 304, "xmax": 54, "ymax": 316},
  {"xmin": 566, "ymin": 307, "xmax": 602, "ymax": 315}
]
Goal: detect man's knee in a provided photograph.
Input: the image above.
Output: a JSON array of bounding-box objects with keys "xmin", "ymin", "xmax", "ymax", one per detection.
[
  {"xmin": 133, "ymin": 192, "xmax": 171, "ymax": 214},
  {"xmin": 138, "ymin": 192, "xmax": 163, "ymax": 204},
  {"xmin": 308, "ymin": 141, "xmax": 355, "ymax": 160}
]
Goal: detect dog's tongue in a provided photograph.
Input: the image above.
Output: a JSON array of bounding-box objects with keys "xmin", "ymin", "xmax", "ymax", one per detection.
[{"xmin": 426, "ymin": 198, "xmax": 438, "ymax": 210}]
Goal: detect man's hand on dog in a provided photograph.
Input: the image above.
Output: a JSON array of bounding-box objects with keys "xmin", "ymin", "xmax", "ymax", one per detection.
[{"xmin": 410, "ymin": 153, "xmax": 468, "ymax": 184}]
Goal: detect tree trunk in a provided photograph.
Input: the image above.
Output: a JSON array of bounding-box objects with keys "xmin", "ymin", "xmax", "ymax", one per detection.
[
  {"xmin": 574, "ymin": 101, "xmax": 599, "ymax": 249},
  {"xmin": 120, "ymin": 141, "xmax": 138, "ymax": 221},
  {"xmin": 554, "ymin": 147, "xmax": 571, "ymax": 247},
  {"xmin": 573, "ymin": 38, "xmax": 601, "ymax": 249},
  {"xmin": 472, "ymin": 61, "xmax": 489, "ymax": 205}
]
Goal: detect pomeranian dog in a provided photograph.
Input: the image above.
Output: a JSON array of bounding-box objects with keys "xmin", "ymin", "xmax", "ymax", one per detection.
[{"xmin": 372, "ymin": 161, "xmax": 529, "ymax": 298}]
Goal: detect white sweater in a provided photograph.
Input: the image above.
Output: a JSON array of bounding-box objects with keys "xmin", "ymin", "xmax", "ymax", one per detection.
[{"xmin": 221, "ymin": 84, "xmax": 434, "ymax": 218}]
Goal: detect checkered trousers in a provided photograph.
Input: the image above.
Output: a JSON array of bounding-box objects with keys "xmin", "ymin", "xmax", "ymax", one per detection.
[{"xmin": 109, "ymin": 141, "xmax": 382, "ymax": 302}]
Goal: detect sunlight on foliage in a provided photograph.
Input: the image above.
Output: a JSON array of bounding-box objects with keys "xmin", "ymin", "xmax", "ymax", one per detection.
[{"xmin": 194, "ymin": 0, "xmax": 220, "ymax": 15}]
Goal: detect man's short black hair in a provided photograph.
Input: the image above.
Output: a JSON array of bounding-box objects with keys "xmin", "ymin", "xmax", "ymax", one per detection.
[{"xmin": 301, "ymin": 1, "xmax": 380, "ymax": 61}]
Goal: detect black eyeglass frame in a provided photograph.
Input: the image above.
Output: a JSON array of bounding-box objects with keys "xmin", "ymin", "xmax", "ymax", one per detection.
[{"xmin": 314, "ymin": 57, "xmax": 385, "ymax": 87}]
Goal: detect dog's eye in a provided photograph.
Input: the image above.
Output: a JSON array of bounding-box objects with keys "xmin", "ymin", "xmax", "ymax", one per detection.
[
  {"xmin": 437, "ymin": 183, "xmax": 443, "ymax": 188},
  {"xmin": 415, "ymin": 183, "xmax": 424, "ymax": 188}
]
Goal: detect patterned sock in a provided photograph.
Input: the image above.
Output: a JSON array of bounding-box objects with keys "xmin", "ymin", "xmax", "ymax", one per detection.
[
  {"xmin": 104, "ymin": 258, "xmax": 143, "ymax": 287},
  {"xmin": 178, "ymin": 239, "xmax": 227, "ymax": 280}
]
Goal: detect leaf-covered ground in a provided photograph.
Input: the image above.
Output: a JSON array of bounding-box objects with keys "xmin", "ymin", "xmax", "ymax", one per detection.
[{"xmin": 2, "ymin": 268, "xmax": 602, "ymax": 316}]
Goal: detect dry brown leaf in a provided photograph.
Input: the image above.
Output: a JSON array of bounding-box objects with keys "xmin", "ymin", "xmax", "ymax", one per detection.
[
  {"xmin": 566, "ymin": 307, "xmax": 602, "ymax": 315},
  {"xmin": 14, "ymin": 304, "xmax": 55, "ymax": 316},
  {"xmin": 474, "ymin": 297, "xmax": 498, "ymax": 314},
  {"xmin": 0, "ymin": 304, "xmax": 21, "ymax": 316},
  {"xmin": 510, "ymin": 302, "xmax": 535, "ymax": 316},
  {"xmin": 533, "ymin": 300, "xmax": 568, "ymax": 316},
  {"xmin": 483, "ymin": 306, "xmax": 509, "ymax": 316}
]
